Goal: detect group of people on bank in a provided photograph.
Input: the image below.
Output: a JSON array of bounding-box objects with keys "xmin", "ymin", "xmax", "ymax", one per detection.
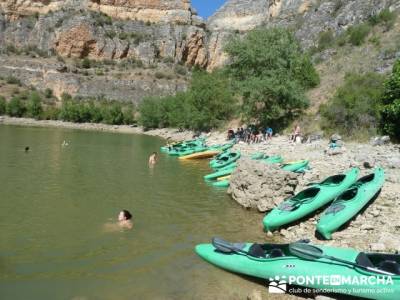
[{"xmin": 227, "ymin": 124, "xmax": 302, "ymax": 144}]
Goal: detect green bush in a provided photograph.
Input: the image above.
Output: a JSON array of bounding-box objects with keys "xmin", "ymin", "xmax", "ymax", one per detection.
[
  {"xmin": 41, "ymin": 106, "xmax": 61, "ymax": 120},
  {"xmin": 348, "ymin": 24, "xmax": 371, "ymax": 46},
  {"xmin": 138, "ymin": 96, "xmax": 163, "ymax": 129},
  {"xmin": 26, "ymin": 91, "xmax": 43, "ymax": 119},
  {"xmin": 122, "ymin": 105, "xmax": 135, "ymax": 125},
  {"xmin": 321, "ymin": 72, "xmax": 386, "ymax": 137},
  {"xmin": 380, "ymin": 60, "xmax": 400, "ymax": 140},
  {"xmin": 369, "ymin": 8, "xmax": 397, "ymax": 30},
  {"xmin": 105, "ymin": 30, "xmax": 116, "ymax": 39},
  {"xmin": 118, "ymin": 32, "xmax": 129, "ymax": 40},
  {"xmin": 6, "ymin": 96, "xmax": 25, "ymax": 117},
  {"xmin": 174, "ymin": 65, "xmax": 187, "ymax": 76},
  {"xmin": 92, "ymin": 12, "xmax": 112, "ymax": 26},
  {"xmin": 139, "ymin": 70, "xmax": 235, "ymax": 130},
  {"xmin": 59, "ymin": 100, "xmax": 81, "ymax": 122},
  {"xmin": 336, "ymin": 31, "xmax": 348, "ymax": 46},
  {"xmin": 44, "ymin": 88, "xmax": 53, "ymax": 98},
  {"xmin": 155, "ymin": 71, "xmax": 167, "ymax": 79},
  {"xmin": 6, "ymin": 76, "xmax": 21, "ymax": 85},
  {"xmin": 318, "ymin": 30, "xmax": 335, "ymax": 50},
  {"xmin": 224, "ymin": 27, "xmax": 318, "ymax": 129},
  {"xmin": 103, "ymin": 103, "xmax": 124, "ymax": 125},
  {"xmin": 81, "ymin": 58, "xmax": 91, "ymax": 69},
  {"xmin": 0, "ymin": 96, "xmax": 6, "ymax": 115}
]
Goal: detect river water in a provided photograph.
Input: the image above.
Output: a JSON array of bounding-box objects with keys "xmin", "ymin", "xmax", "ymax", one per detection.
[{"xmin": 0, "ymin": 125, "xmax": 269, "ymax": 300}]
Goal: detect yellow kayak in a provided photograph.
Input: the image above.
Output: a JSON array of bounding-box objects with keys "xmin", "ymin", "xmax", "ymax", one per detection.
[
  {"xmin": 217, "ymin": 175, "xmax": 231, "ymax": 181},
  {"xmin": 179, "ymin": 150, "xmax": 221, "ymax": 160}
]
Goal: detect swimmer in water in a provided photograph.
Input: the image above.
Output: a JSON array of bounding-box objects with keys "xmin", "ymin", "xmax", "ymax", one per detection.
[
  {"xmin": 148, "ymin": 152, "xmax": 158, "ymax": 165},
  {"xmin": 118, "ymin": 210, "xmax": 133, "ymax": 229},
  {"xmin": 25, "ymin": 146, "xmax": 30, "ymax": 152},
  {"xmin": 103, "ymin": 209, "xmax": 133, "ymax": 232}
]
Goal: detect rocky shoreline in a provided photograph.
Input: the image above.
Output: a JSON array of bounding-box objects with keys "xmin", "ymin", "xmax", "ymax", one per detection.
[{"xmin": 2, "ymin": 116, "xmax": 400, "ymax": 300}]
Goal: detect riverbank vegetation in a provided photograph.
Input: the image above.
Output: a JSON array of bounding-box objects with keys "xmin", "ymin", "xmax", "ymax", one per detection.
[
  {"xmin": 0, "ymin": 80, "xmax": 136, "ymax": 125},
  {"xmin": 139, "ymin": 27, "xmax": 319, "ymax": 131}
]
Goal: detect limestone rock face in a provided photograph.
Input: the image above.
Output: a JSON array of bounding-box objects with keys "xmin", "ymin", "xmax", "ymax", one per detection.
[
  {"xmin": 87, "ymin": 0, "xmax": 195, "ymax": 24},
  {"xmin": 208, "ymin": 0, "xmax": 269, "ymax": 32},
  {"xmin": 206, "ymin": 0, "xmax": 400, "ymax": 69},
  {"xmin": 227, "ymin": 158, "xmax": 300, "ymax": 212}
]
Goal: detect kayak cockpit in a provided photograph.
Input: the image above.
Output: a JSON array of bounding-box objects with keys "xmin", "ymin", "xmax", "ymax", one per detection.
[
  {"xmin": 320, "ymin": 174, "xmax": 346, "ymax": 186},
  {"xmin": 357, "ymin": 252, "xmax": 400, "ymax": 275},
  {"xmin": 247, "ymin": 243, "xmax": 290, "ymax": 258},
  {"xmin": 278, "ymin": 188, "xmax": 321, "ymax": 211}
]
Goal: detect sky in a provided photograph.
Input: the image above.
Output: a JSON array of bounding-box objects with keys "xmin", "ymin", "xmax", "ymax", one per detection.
[{"xmin": 191, "ymin": 0, "xmax": 227, "ymax": 19}]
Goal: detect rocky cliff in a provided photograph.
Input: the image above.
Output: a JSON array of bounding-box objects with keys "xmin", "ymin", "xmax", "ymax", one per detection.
[
  {"xmin": 0, "ymin": 0, "xmax": 209, "ymax": 102},
  {"xmin": 207, "ymin": 0, "xmax": 400, "ymax": 68},
  {"xmin": 0, "ymin": 0, "xmax": 399, "ymax": 102}
]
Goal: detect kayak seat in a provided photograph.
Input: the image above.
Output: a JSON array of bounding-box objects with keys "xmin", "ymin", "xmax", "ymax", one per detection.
[
  {"xmin": 269, "ymin": 248, "xmax": 285, "ymax": 258},
  {"xmin": 248, "ymin": 244, "xmax": 267, "ymax": 258},
  {"xmin": 377, "ymin": 260, "xmax": 400, "ymax": 275},
  {"xmin": 356, "ymin": 252, "xmax": 374, "ymax": 268},
  {"xmin": 248, "ymin": 244, "xmax": 286, "ymax": 258}
]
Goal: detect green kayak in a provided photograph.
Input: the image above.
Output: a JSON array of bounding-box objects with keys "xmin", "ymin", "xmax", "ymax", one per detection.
[
  {"xmin": 169, "ymin": 144, "xmax": 207, "ymax": 156},
  {"xmin": 196, "ymin": 238, "xmax": 400, "ymax": 300},
  {"xmin": 251, "ymin": 152, "xmax": 266, "ymax": 160},
  {"xmin": 251, "ymin": 153, "xmax": 283, "ymax": 164},
  {"xmin": 317, "ymin": 167, "xmax": 385, "ymax": 240},
  {"xmin": 212, "ymin": 179, "xmax": 230, "ymax": 188},
  {"xmin": 281, "ymin": 160, "xmax": 309, "ymax": 173},
  {"xmin": 207, "ymin": 142, "xmax": 235, "ymax": 153},
  {"xmin": 263, "ymin": 168, "xmax": 360, "ymax": 232},
  {"xmin": 210, "ymin": 151, "xmax": 241, "ymax": 169},
  {"xmin": 161, "ymin": 138, "xmax": 204, "ymax": 153},
  {"xmin": 262, "ymin": 155, "xmax": 284, "ymax": 164},
  {"xmin": 204, "ymin": 164, "xmax": 236, "ymax": 181}
]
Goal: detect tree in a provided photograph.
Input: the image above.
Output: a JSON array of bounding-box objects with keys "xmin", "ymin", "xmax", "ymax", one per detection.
[
  {"xmin": 380, "ymin": 60, "xmax": 400, "ymax": 140},
  {"xmin": 26, "ymin": 91, "xmax": 43, "ymax": 119},
  {"xmin": 6, "ymin": 96, "xmax": 25, "ymax": 117},
  {"xmin": 224, "ymin": 27, "xmax": 319, "ymax": 129},
  {"xmin": 0, "ymin": 96, "xmax": 6, "ymax": 115},
  {"xmin": 184, "ymin": 70, "xmax": 235, "ymax": 131},
  {"xmin": 138, "ymin": 96, "xmax": 163, "ymax": 129}
]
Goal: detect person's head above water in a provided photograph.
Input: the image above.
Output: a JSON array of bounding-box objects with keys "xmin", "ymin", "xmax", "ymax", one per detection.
[
  {"xmin": 118, "ymin": 210, "xmax": 132, "ymax": 221},
  {"xmin": 25, "ymin": 146, "xmax": 30, "ymax": 152}
]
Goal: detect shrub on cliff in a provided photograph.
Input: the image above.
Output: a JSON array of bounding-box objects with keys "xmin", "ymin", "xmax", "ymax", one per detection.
[
  {"xmin": 6, "ymin": 96, "xmax": 26, "ymax": 117},
  {"xmin": 348, "ymin": 24, "xmax": 371, "ymax": 46},
  {"xmin": 320, "ymin": 72, "xmax": 385, "ymax": 138},
  {"xmin": 0, "ymin": 96, "xmax": 6, "ymax": 115},
  {"xmin": 380, "ymin": 60, "xmax": 400, "ymax": 140},
  {"xmin": 225, "ymin": 27, "xmax": 319, "ymax": 129}
]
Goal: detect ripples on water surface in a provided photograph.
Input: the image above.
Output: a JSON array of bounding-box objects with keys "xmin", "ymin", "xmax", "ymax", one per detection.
[{"xmin": 0, "ymin": 125, "xmax": 268, "ymax": 300}]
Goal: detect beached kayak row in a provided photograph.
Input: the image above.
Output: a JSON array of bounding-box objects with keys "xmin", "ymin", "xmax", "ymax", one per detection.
[{"xmin": 161, "ymin": 138, "xmax": 396, "ymax": 299}]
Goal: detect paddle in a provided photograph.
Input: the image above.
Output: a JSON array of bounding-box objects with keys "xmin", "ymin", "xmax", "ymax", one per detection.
[
  {"xmin": 212, "ymin": 238, "xmax": 311, "ymax": 257},
  {"xmin": 212, "ymin": 237, "xmax": 249, "ymax": 255},
  {"xmin": 289, "ymin": 243, "xmax": 395, "ymax": 276}
]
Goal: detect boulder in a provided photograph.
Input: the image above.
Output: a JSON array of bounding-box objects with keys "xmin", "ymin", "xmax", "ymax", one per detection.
[
  {"xmin": 227, "ymin": 158, "xmax": 299, "ymax": 212},
  {"xmin": 370, "ymin": 136, "xmax": 391, "ymax": 146}
]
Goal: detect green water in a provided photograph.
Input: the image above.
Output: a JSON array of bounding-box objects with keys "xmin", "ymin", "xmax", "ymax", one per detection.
[{"xmin": 0, "ymin": 125, "xmax": 267, "ymax": 300}]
